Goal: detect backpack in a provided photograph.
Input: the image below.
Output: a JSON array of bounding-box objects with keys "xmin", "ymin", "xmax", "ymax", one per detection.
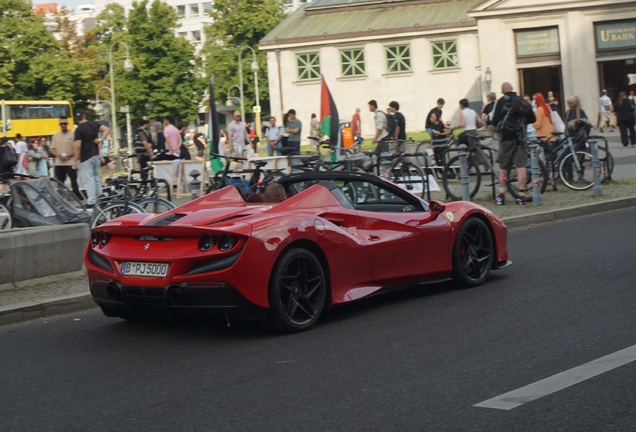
[
  {"xmin": 386, "ymin": 113, "xmax": 398, "ymax": 138},
  {"xmin": 496, "ymin": 95, "xmax": 530, "ymax": 138}
]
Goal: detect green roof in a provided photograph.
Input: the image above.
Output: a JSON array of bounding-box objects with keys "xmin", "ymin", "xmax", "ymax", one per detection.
[{"xmin": 260, "ymin": 0, "xmax": 481, "ymax": 48}]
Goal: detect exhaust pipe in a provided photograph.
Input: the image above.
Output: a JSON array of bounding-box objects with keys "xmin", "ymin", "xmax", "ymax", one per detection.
[
  {"xmin": 167, "ymin": 286, "xmax": 186, "ymax": 305},
  {"xmin": 106, "ymin": 283, "xmax": 123, "ymax": 302}
]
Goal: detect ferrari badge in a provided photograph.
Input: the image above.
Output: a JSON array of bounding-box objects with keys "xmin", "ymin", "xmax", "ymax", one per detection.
[{"xmin": 445, "ymin": 212, "xmax": 454, "ymax": 222}]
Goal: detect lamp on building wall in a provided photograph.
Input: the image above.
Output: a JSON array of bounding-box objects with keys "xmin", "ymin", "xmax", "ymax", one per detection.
[{"xmin": 485, "ymin": 67, "xmax": 492, "ymax": 91}]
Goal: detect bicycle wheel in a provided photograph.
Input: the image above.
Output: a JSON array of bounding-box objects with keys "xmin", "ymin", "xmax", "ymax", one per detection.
[
  {"xmin": 442, "ymin": 155, "xmax": 481, "ymax": 201},
  {"xmin": 415, "ymin": 141, "xmax": 431, "ymax": 168},
  {"xmin": 391, "ymin": 163, "xmax": 426, "ymax": 197},
  {"xmin": 0, "ymin": 203, "xmax": 12, "ymax": 230},
  {"xmin": 507, "ymin": 158, "xmax": 548, "ymax": 199},
  {"xmin": 558, "ymin": 151, "xmax": 594, "ymax": 191},
  {"xmin": 90, "ymin": 201, "xmax": 145, "ymax": 229},
  {"xmin": 137, "ymin": 197, "xmax": 176, "ymax": 214}
]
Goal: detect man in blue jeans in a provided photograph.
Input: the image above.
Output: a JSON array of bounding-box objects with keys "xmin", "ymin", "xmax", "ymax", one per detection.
[{"xmin": 73, "ymin": 109, "xmax": 110, "ymax": 208}]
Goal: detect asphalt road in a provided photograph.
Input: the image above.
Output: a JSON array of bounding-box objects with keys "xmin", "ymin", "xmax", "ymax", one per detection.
[{"xmin": 2, "ymin": 208, "xmax": 636, "ymax": 431}]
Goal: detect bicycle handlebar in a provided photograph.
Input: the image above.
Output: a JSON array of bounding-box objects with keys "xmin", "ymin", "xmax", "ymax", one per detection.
[{"xmin": 210, "ymin": 153, "xmax": 248, "ymax": 162}]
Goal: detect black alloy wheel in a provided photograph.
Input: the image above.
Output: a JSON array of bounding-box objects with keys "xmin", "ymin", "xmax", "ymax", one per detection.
[
  {"xmin": 451, "ymin": 217, "xmax": 494, "ymax": 287},
  {"xmin": 267, "ymin": 248, "xmax": 326, "ymax": 332}
]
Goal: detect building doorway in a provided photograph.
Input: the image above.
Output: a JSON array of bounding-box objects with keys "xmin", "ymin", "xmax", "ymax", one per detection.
[
  {"xmin": 519, "ymin": 65, "xmax": 564, "ymax": 115},
  {"xmin": 598, "ymin": 58, "xmax": 636, "ymax": 101}
]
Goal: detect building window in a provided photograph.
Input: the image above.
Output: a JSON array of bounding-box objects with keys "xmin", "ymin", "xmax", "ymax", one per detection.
[
  {"xmin": 192, "ymin": 30, "xmax": 201, "ymax": 42},
  {"xmin": 176, "ymin": 5, "xmax": 185, "ymax": 16},
  {"xmin": 385, "ymin": 44, "xmax": 411, "ymax": 73},
  {"xmin": 340, "ymin": 49, "xmax": 365, "ymax": 77},
  {"xmin": 431, "ymin": 40, "xmax": 458, "ymax": 69},
  {"xmin": 178, "ymin": 31, "xmax": 187, "ymax": 38},
  {"xmin": 190, "ymin": 3, "xmax": 199, "ymax": 16},
  {"xmin": 285, "ymin": 0, "xmax": 293, "ymax": 7},
  {"xmin": 202, "ymin": 2, "xmax": 212, "ymax": 13},
  {"xmin": 296, "ymin": 52, "xmax": 320, "ymax": 81}
]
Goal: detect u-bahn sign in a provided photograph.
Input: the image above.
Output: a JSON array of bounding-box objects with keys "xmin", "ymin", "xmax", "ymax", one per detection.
[{"xmin": 596, "ymin": 20, "xmax": 636, "ymax": 51}]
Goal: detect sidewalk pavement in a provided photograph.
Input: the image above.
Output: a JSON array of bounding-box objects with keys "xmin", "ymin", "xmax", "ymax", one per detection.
[{"xmin": 2, "ymin": 130, "xmax": 635, "ymax": 327}]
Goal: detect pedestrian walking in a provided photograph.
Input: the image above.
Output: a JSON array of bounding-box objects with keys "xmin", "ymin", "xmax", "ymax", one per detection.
[
  {"xmin": 352, "ymin": 108, "xmax": 361, "ymax": 138},
  {"xmin": 368, "ymin": 100, "xmax": 389, "ymax": 154},
  {"xmin": 176, "ymin": 122, "xmax": 192, "ymax": 160},
  {"xmin": 482, "ymin": 92, "xmax": 497, "ymax": 126},
  {"xmin": 309, "ymin": 113, "xmax": 320, "ymax": 154},
  {"xmin": 491, "ymin": 82, "xmax": 536, "ymax": 205},
  {"xmin": 531, "ymin": 93, "xmax": 556, "ymax": 140},
  {"xmin": 460, "ymin": 98, "xmax": 486, "ymax": 169},
  {"xmin": 133, "ymin": 120, "xmax": 154, "ymax": 177},
  {"xmin": 285, "ymin": 109, "xmax": 302, "ymax": 155},
  {"xmin": 99, "ymin": 135, "xmax": 115, "ymax": 182},
  {"xmin": 73, "ymin": 109, "xmax": 110, "ymax": 208},
  {"xmin": 264, "ymin": 116, "xmax": 283, "ymax": 156},
  {"xmin": 388, "ymin": 101, "xmax": 406, "ymax": 141},
  {"xmin": 13, "ymin": 133, "xmax": 28, "ymax": 177},
  {"xmin": 547, "ymin": 91, "xmax": 559, "ymax": 112},
  {"xmin": 27, "ymin": 141, "xmax": 43, "ymax": 177},
  {"xmin": 227, "ymin": 111, "xmax": 250, "ymax": 160},
  {"xmin": 0, "ymin": 138, "xmax": 17, "ymax": 192},
  {"xmin": 50, "ymin": 116, "xmax": 81, "ymax": 200},
  {"xmin": 425, "ymin": 98, "xmax": 445, "ymax": 140},
  {"xmin": 162, "ymin": 116, "xmax": 182, "ymax": 160},
  {"xmin": 598, "ymin": 89, "xmax": 614, "ymax": 132},
  {"xmin": 614, "ymin": 91, "xmax": 636, "ymax": 147}
]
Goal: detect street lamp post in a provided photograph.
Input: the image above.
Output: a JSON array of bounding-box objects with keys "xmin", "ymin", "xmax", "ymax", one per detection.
[
  {"xmin": 226, "ymin": 85, "xmax": 243, "ymax": 118},
  {"xmin": 238, "ymin": 46, "xmax": 261, "ymax": 138},
  {"xmin": 107, "ymin": 41, "xmax": 133, "ymax": 155}
]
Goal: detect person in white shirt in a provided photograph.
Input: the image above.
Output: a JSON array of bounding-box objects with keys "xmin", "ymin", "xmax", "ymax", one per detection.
[
  {"xmin": 264, "ymin": 116, "xmax": 283, "ymax": 156},
  {"xmin": 599, "ymin": 89, "xmax": 614, "ymax": 132},
  {"xmin": 368, "ymin": 99, "xmax": 388, "ymax": 154},
  {"xmin": 459, "ymin": 98, "xmax": 485, "ymax": 169},
  {"xmin": 13, "ymin": 133, "xmax": 28, "ymax": 176}
]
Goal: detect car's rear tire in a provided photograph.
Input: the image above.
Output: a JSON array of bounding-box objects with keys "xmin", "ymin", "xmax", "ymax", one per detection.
[
  {"xmin": 451, "ymin": 217, "xmax": 494, "ymax": 288},
  {"xmin": 266, "ymin": 248, "xmax": 326, "ymax": 333}
]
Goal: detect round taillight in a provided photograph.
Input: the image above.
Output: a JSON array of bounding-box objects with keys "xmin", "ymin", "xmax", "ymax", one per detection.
[
  {"xmin": 217, "ymin": 234, "xmax": 235, "ymax": 251},
  {"xmin": 198, "ymin": 234, "xmax": 215, "ymax": 251},
  {"xmin": 91, "ymin": 232, "xmax": 98, "ymax": 247},
  {"xmin": 99, "ymin": 232, "xmax": 109, "ymax": 248}
]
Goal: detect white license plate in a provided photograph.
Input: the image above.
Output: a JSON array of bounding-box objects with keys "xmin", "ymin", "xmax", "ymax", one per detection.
[{"xmin": 121, "ymin": 262, "xmax": 169, "ymax": 277}]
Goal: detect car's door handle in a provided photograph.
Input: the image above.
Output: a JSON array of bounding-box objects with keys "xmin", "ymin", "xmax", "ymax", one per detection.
[
  {"xmin": 368, "ymin": 235, "xmax": 381, "ymax": 241},
  {"xmin": 324, "ymin": 217, "xmax": 345, "ymax": 227}
]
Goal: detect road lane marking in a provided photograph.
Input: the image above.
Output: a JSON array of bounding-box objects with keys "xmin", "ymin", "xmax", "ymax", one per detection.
[{"xmin": 474, "ymin": 344, "xmax": 636, "ymax": 410}]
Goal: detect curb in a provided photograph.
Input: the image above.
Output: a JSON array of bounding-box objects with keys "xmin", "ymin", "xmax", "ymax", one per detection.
[
  {"xmin": 0, "ymin": 270, "xmax": 86, "ymax": 292},
  {"xmin": 0, "ymin": 293, "xmax": 96, "ymax": 327},
  {"xmin": 501, "ymin": 195, "xmax": 636, "ymax": 228},
  {"xmin": 2, "ymin": 195, "xmax": 636, "ymax": 327}
]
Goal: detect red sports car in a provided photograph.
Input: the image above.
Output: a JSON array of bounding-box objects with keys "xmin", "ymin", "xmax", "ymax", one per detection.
[{"xmin": 86, "ymin": 171, "xmax": 511, "ymax": 332}]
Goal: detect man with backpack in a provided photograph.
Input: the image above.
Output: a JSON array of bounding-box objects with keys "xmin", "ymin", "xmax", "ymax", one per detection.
[
  {"xmin": 368, "ymin": 100, "xmax": 389, "ymax": 154},
  {"xmin": 491, "ymin": 82, "xmax": 536, "ymax": 205}
]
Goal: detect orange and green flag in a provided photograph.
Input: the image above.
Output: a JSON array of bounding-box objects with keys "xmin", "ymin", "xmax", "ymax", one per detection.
[{"xmin": 319, "ymin": 76, "xmax": 340, "ymax": 148}]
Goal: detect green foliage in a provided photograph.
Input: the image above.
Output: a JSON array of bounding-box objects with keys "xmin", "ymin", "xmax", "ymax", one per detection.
[
  {"xmin": 202, "ymin": 0, "xmax": 285, "ymax": 116},
  {"xmin": 94, "ymin": 0, "xmax": 204, "ymax": 124}
]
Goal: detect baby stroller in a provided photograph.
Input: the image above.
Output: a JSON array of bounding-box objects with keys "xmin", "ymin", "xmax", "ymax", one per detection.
[{"xmin": 0, "ymin": 175, "xmax": 91, "ymax": 229}]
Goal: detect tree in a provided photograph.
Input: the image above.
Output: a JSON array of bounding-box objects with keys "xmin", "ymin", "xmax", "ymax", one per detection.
[
  {"xmin": 201, "ymin": 0, "xmax": 285, "ymax": 116},
  {"xmin": 0, "ymin": 0, "xmax": 96, "ymax": 103},
  {"xmin": 92, "ymin": 1, "xmax": 203, "ymax": 124}
]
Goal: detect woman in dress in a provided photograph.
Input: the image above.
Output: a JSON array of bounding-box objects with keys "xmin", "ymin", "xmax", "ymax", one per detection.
[
  {"xmin": 37, "ymin": 138, "xmax": 50, "ymax": 178},
  {"xmin": 614, "ymin": 91, "xmax": 636, "ymax": 147}
]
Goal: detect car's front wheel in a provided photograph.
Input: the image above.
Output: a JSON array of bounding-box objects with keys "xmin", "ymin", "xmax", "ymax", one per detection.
[
  {"xmin": 451, "ymin": 217, "xmax": 494, "ymax": 287},
  {"xmin": 266, "ymin": 248, "xmax": 326, "ymax": 332}
]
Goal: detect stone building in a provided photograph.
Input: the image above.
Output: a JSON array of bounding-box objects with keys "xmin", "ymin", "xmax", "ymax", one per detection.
[{"xmin": 260, "ymin": 0, "xmax": 636, "ymax": 138}]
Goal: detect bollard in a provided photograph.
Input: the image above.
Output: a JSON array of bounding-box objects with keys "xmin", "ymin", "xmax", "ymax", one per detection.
[
  {"xmin": 458, "ymin": 144, "xmax": 471, "ymax": 201},
  {"xmin": 189, "ymin": 169, "xmax": 201, "ymax": 199},
  {"xmin": 529, "ymin": 142, "xmax": 543, "ymax": 206},
  {"xmin": 590, "ymin": 139, "xmax": 602, "ymax": 197}
]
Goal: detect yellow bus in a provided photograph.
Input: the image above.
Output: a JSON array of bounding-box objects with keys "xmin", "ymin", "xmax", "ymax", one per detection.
[{"xmin": 0, "ymin": 100, "xmax": 74, "ymax": 139}]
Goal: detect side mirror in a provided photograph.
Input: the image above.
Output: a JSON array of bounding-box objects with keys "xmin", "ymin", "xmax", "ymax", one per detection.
[{"xmin": 429, "ymin": 200, "xmax": 446, "ymax": 218}]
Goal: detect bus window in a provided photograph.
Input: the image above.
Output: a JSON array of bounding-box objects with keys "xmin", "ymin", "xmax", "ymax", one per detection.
[{"xmin": 11, "ymin": 106, "xmax": 27, "ymax": 119}]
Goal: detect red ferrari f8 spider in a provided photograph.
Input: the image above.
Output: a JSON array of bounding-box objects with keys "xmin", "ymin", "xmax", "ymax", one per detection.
[{"xmin": 85, "ymin": 171, "xmax": 511, "ymax": 332}]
